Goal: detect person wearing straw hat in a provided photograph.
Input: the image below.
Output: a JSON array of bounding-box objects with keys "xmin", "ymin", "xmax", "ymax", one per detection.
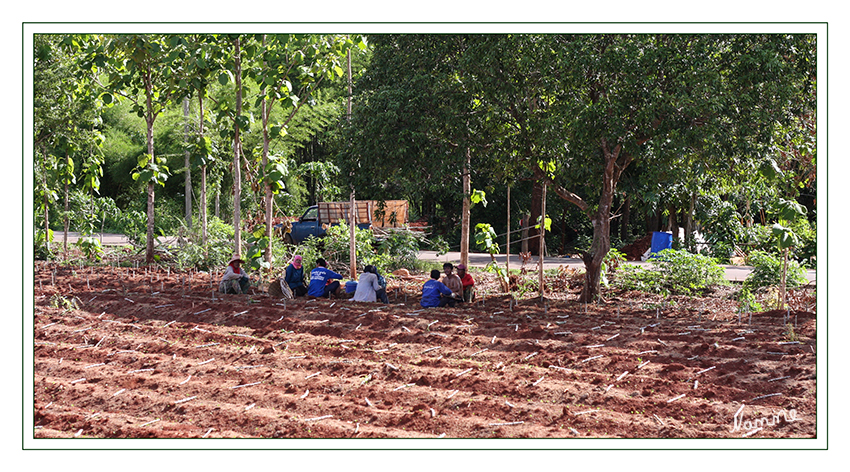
[{"xmin": 219, "ymin": 255, "xmax": 250, "ymax": 294}]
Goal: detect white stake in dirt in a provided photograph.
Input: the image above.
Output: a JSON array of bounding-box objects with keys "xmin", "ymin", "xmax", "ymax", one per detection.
[
  {"xmin": 616, "ymin": 371, "xmax": 629, "ymax": 382},
  {"xmin": 422, "ymin": 346, "xmax": 442, "ymax": 354},
  {"xmin": 197, "ymin": 359, "xmax": 215, "ymax": 366},
  {"xmin": 523, "ymin": 352, "xmax": 539, "ymax": 362},
  {"xmin": 140, "ymin": 419, "xmax": 160, "ymax": 428},
  {"xmin": 581, "ymin": 355, "xmax": 604, "ymax": 363},
  {"xmin": 365, "ymin": 397, "xmax": 374, "ymax": 407},
  {"xmin": 456, "ymin": 368, "xmax": 473, "ymax": 377},
  {"xmin": 112, "ymin": 389, "xmax": 126, "ymax": 397},
  {"xmin": 303, "ymin": 415, "xmax": 333, "ymax": 422},
  {"xmin": 695, "ymin": 366, "xmax": 716, "ymax": 375},
  {"xmin": 750, "ymin": 393, "xmax": 782, "ymax": 402},
  {"xmin": 232, "ymin": 381, "xmax": 261, "ymax": 390},
  {"xmin": 174, "ymin": 396, "xmax": 197, "ymax": 404},
  {"xmin": 394, "ymin": 383, "xmax": 415, "ymax": 391},
  {"xmin": 179, "ymin": 375, "xmax": 191, "ymax": 385},
  {"xmin": 489, "ymin": 421, "xmax": 524, "ymax": 426},
  {"xmin": 447, "ymin": 389, "xmax": 459, "ymax": 399},
  {"xmin": 532, "ymin": 376, "xmax": 545, "ymax": 386},
  {"xmin": 768, "ymin": 376, "xmax": 791, "ymax": 382},
  {"xmin": 127, "ymin": 368, "xmax": 154, "ymax": 374},
  {"xmin": 667, "ymin": 394, "xmax": 686, "ymax": 403},
  {"xmin": 605, "ymin": 333, "xmax": 620, "ymax": 342},
  {"xmin": 305, "ymin": 372, "xmax": 321, "ymax": 380},
  {"xmin": 637, "ymin": 360, "xmax": 651, "ymax": 369}
]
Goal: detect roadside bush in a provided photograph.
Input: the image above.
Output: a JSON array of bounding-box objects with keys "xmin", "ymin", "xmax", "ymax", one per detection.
[
  {"xmin": 744, "ymin": 250, "xmax": 807, "ymax": 290},
  {"xmin": 614, "ymin": 249, "xmax": 725, "ymax": 295},
  {"xmin": 375, "ymin": 227, "xmax": 426, "ymax": 270},
  {"xmin": 173, "ymin": 216, "xmax": 236, "ymax": 271}
]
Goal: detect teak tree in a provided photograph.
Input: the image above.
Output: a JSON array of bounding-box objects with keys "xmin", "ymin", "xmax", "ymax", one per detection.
[{"xmin": 84, "ymin": 34, "xmax": 186, "ymax": 264}]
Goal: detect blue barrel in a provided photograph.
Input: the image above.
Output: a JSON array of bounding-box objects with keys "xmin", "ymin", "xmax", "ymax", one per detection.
[
  {"xmin": 650, "ymin": 231, "xmax": 673, "ymax": 254},
  {"xmin": 345, "ymin": 281, "xmax": 358, "ymax": 293}
]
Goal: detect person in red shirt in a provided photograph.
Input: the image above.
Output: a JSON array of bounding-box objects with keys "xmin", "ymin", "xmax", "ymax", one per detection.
[{"xmin": 456, "ymin": 264, "xmax": 475, "ymax": 302}]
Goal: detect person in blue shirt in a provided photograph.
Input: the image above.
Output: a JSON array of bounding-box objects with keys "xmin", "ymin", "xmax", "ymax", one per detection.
[
  {"xmin": 421, "ymin": 269, "xmax": 457, "ymax": 308},
  {"xmin": 307, "ymin": 258, "xmax": 344, "ymax": 298}
]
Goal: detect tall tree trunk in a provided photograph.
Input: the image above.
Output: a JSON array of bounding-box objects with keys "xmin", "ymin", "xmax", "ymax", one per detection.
[
  {"xmin": 506, "ymin": 185, "xmax": 511, "ymax": 276},
  {"xmin": 63, "ymin": 164, "xmax": 69, "ymax": 260},
  {"xmin": 260, "ymin": 34, "xmax": 274, "ymax": 267},
  {"xmin": 529, "ymin": 180, "xmax": 543, "ymax": 255},
  {"xmin": 144, "ymin": 78, "xmax": 157, "ymax": 265},
  {"xmin": 538, "ymin": 182, "xmax": 546, "ymax": 298},
  {"xmin": 232, "ymin": 36, "xmax": 243, "ymax": 259},
  {"xmin": 521, "ymin": 213, "xmax": 530, "ymax": 254},
  {"xmin": 198, "ymin": 94, "xmax": 208, "ymax": 255},
  {"xmin": 183, "ymin": 97, "xmax": 192, "ymax": 232},
  {"xmin": 685, "ymin": 193, "xmax": 695, "ymax": 250},
  {"xmin": 668, "ymin": 202, "xmax": 678, "ymax": 246},
  {"xmin": 580, "ymin": 144, "xmax": 619, "ymax": 303},
  {"xmin": 350, "ymin": 191, "xmax": 357, "ymax": 279},
  {"xmin": 460, "ymin": 148, "xmax": 471, "ymax": 267},
  {"xmin": 42, "ymin": 147, "xmax": 50, "ymax": 254},
  {"xmin": 620, "ymin": 194, "xmax": 631, "ymax": 242}
]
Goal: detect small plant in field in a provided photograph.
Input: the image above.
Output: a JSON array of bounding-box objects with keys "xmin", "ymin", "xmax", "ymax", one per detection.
[
  {"xmin": 784, "ymin": 323, "xmax": 799, "ymax": 342},
  {"xmin": 736, "ymin": 287, "xmax": 763, "ymax": 314},
  {"xmin": 50, "ymin": 294, "xmax": 79, "ymax": 311},
  {"xmin": 75, "ymin": 236, "xmax": 104, "ymax": 262}
]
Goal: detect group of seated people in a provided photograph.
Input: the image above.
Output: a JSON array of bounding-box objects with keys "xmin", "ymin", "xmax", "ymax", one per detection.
[{"xmin": 221, "ymin": 254, "xmax": 474, "ymax": 308}]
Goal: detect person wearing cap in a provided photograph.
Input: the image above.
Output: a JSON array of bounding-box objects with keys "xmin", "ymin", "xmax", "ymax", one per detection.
[
  {"xmin": 421, "ymin": 269, "xmax": 456, "ymax": 308},
  {"xmin": 307, "ymin": 258, "xmax": 345, "ymax": 298},
  {"xmin": 220, "ymin": 255, "xmax": 250, "ymax": 294},
  {"xmin": 352, "ymin": 265, "xmax": 381, "ymax": 302},
  {"xmin": 283, "ymin": 255, "xmax": 308, "ymax": 297},
  {"xmin": 440, "ymin": 262, "xmax": 463, "ymax": 301},
  {"xmin": 457, "ymin": 263, "xmax": 475, "ymax": 302}
]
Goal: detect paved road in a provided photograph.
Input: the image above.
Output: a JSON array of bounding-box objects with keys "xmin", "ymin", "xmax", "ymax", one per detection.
[{"xmin": 53, "ymin": 233, "xmax": 815, "ymax": 284}]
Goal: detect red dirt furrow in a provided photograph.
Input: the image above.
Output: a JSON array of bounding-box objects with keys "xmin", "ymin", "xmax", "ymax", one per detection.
[{"xmin": 31, "ymin": 262, "xmax": 816, "ymax": 439}]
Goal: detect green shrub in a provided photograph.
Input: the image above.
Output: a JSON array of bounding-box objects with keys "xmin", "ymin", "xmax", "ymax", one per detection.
[
  {"xmin": 615, "ymin": 249, "xmax": 725, "ymax": 295},
  {"xmin": 744, "ymin": 250, "xmax": 807, "ymax": 290},
  {"xmin": 35, "ymin": 228, "xmax": 54, "ymax": 260},
  {"xmin": 375, "ymin": 227, "xmax": 426, "ymax": 270},
  {"xmin": 173, "ymin": 216, "xmax": 236, "ymax": 271},
  {"xmin": 736, "ymin": 287, "xmax": 763, "ymax": 313},
  {"xmin": 614, "ymin": 264, "xmax": 666, "ymax": 295}
]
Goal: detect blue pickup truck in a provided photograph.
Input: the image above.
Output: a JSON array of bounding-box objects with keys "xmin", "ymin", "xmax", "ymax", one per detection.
[{"xmin": 276, "ymin": 202, "xmax": 373, "ymax": 245}]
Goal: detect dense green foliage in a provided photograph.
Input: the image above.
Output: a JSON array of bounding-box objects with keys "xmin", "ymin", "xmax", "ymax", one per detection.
[
  {"xmin": 744, "ymin": 250, "xmax": 808, "ymax": 290},
  {"xmin": 32, "ymin": 32, "xmax": 816, "ymax": 288},
  {"xmin": 615, "ymin": 249, "xmax": 725, "ymax": 296}
]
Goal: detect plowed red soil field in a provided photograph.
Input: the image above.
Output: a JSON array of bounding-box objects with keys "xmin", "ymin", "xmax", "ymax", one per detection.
[{"xmin": 31, "ymin": 262, "xmax": 816, "ymax": 440}]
